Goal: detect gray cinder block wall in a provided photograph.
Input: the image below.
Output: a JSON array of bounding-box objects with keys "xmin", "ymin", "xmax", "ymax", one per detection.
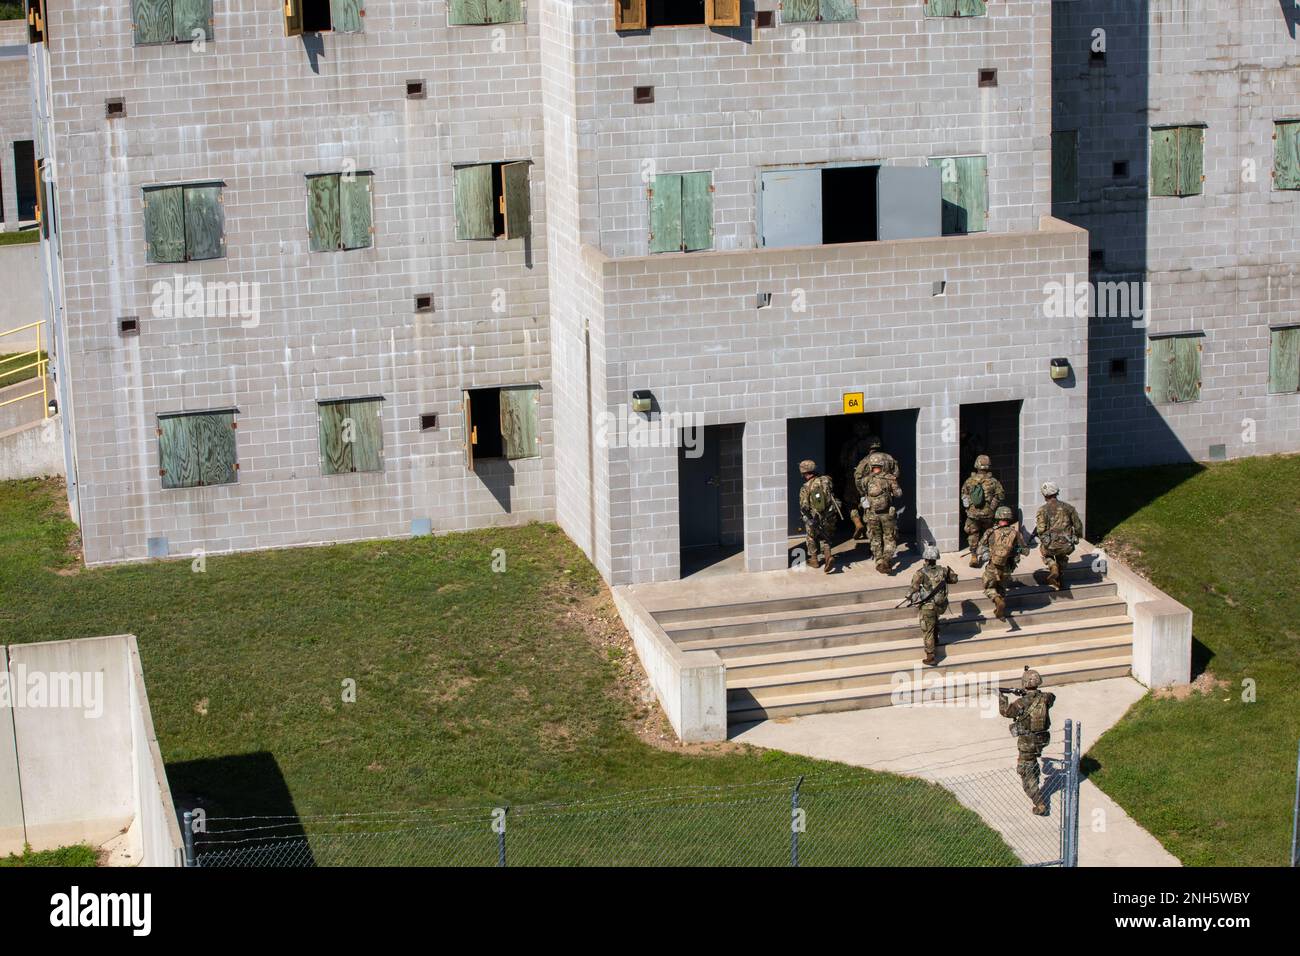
[
  {"xmin": 1054, "ymin": 1, "xmax": 1300, "ymax": 468},
  {"xmin": 37, "ymin": 5, "xmax": 553, "ymax": 564},
  {"xmin": 0, "ymin": 19, "xmax": 33, "ymax": 232}
]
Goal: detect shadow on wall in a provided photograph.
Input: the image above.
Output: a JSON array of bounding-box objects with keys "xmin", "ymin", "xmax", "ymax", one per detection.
[{"xmin": 1052, "ymin": 0, "xmax": 1199, "ymax": 470}]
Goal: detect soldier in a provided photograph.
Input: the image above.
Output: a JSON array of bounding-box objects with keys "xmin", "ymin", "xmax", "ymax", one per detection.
[
  {"xmin": 1035, "ymin": 481, "xmax": 1084, "ymax": 590},
  {"xmin": 999, "ymin": 668, "xmax": 1056, "ymax": 815},
  {"xmin": 978, "ymin": 505, "xmax": 1030, "ymax": 621},
  {"xmin": 840, "ymin": 422, "xmax": 876, "ymax": 540},
  {"xmin": 798, "ymin": 459, "xmax": 841, "ymax": 574},
  {"xmin": 858, "ymin": 459, "xmax": 902, "ymax": 574},
  {"xmin": 907, "ymin": 545, "xmax": 959, "ymax": 666},
  {"xmin": 961, "ymin": 454, "xmax": 1005, "ymax": 567}
]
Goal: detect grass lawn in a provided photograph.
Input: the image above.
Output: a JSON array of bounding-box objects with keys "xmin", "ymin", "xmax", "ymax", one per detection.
[
  {"xmin": 1086, "ymin": 454, "xmax": 1300, "ymax": 866},
  {"xmin": 0, "ymin": 351, "xmax": 47, "ymax": 390},
  {"xmin": 0, "ymin": 478, "xmax": 1016, "ymax": 866},
  {"xmin": 0, "ymin": 230, "xmax": 39, "ymax": 246},
  {"xmin": 0, "ymin": 844, "xmax": 98, "ymax": 867}
]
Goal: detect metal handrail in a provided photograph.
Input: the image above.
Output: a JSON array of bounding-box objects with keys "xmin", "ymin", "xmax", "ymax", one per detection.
[{"xmin": 0, "ymin": 320, "xmax": 50, "ymax": 418}]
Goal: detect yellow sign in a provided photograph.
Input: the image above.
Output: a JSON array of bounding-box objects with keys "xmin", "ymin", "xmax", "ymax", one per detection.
[{"xmin": 842, "ymin": 392, "xmax": 864, "ymax": 414}]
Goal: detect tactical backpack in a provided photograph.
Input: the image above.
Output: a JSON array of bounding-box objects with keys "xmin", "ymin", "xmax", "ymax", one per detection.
[
  {"xmin": 968, "ymin": 480, "xmax": 985, "ymax": 509},
  {"xmin": 865, "ymin": 476, "xmax": 892, "ymax": 514},
  {"xmin": 808, "ymin": 482, "xmax": 830, "ymax": 516},
  {"xmin": 1025, "ymin": 692, "xmax": 1051, "ymax": 733},
  {"xmin": 990, "ymin": 526, "xmax": 1018, "ymax": 566},
  {"xmin": 925, "ymin": 569, "xmax": 950, "ymax": 614}
]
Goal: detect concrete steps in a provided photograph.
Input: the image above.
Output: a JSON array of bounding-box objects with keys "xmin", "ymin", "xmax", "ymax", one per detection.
[{"xmin": 648, "ymin": 559, "xmax": 1133, "ymax": 726}]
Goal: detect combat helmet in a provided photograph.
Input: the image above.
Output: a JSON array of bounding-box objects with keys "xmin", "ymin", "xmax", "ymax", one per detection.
[
  {"xmin": 1040, "ymin": 481, "xmax": 1059, "ymax": 497},
  {"xmin": 1021, "ymin": 667, "xmax": 1043, "ymax": 690},
  {"xmin": 799, "ymin": 459, "xmax": 816, "ymax": 475},
  {"xmin": 973, "ymin": 455, "xmax": 991, "ymax": 472},
  {"xmin": 866, "ymin": 434, "xmax": 882, "ymax": 451},
  {"xmin": 995, "ymin": 506, "xmax": 1014, "ymax": 522},
  {"xmin": 922, "ymin": 544, "xmax": 940, "ymax": 562}
]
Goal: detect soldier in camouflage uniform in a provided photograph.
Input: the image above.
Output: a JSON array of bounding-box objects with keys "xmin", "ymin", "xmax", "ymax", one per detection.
[
  {"xmin": 908, "ymin": 544, "xmax": 959, "ymax": 666},
  {"xmin": 978, "ymin": 505, "xmax": 1030, "ymax": 621},
  {"xmin": 857, "ymin": 459, "xmax": 902, "ymax": 574},
  {"xmin": 1034, "ymin": 481, "xmax": 1084, "ymax": 590},
  {"xmin": 999, "ymin": 668, "xmax": 1056, "ymax": 815},
  {"xmin": 839, "ymin": 422, "xmax": 876, "ymax": 540},
  {"xmin": 961, "ymin": 454, "xmax": 1005, "ymax": 567},
  {"xmin": 798, "ymin": 459, "xmax": 841, "ymax": 574}
]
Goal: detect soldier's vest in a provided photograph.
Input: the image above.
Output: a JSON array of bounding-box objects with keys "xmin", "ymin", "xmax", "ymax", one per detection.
[
  {"xmin": 918, "ymin": 566, "xmax": 951, "ymax": 614},
  {"xmin": 1011, "ymin": 692, "xmax": 1051, "ymax": 737},
  {"xmin": 1039, "ymin": 500, "xmax": 1079, "ymax": 553},
  {"xmin": 863, "ymin": 475, "xmax": 894, "ymax": 514},
  {"xmin": 988, "ymin": 525, "xmax": 1021, "ymax": 568}
]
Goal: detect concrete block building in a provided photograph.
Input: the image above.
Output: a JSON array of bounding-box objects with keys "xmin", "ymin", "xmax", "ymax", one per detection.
[
  {"xmin": 29, "ymin": 0, "xmax": 1092, "ymax": 583},
  {"xmin": 1, "ymin": 16, "xmax": 37, "ymax": 232},
  {"xmin": 1053, "ymin": 1, "xmax": 1300, "ymax": 467}
]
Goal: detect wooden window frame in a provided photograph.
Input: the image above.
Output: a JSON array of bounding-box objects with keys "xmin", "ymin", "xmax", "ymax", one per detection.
[
  {"xmin": 648, "ymin": 171, "xmax": 714, "ymax": 253},
  {"xmin": 1267, "ymin": 326, "xmax": 1300, "ymax": 394},
  {"xmin": 782, "ymin": 0, "xmax": 856, "ymax": 24},
  {"xmin": 928, "ymin": 154, "xmax": 988, "ymax": 235},
  {"xmin": 462, "ymin": 384, "xmax": 542, "ymax": 471},
  {"xmin": 448, "ymin": 0, "xmax": 524, "ymax": 26},
  {"xmin": 1150, "ymin": 125, "xmax": 1205, "ymax": 198},
  {"xmin": 453, "ymin": 161, "xmax": 532, "ymax": 241},
  {"xmin": 1272, "ymin": 120, "xmax": 1300, "ymax": 191},
  {"xmin": 317, "ymin": 396, "xmax": 385, "ymax": 475},
  {"xmin": 922, "ymin": 0, "xmax": 986, "ymax": 19},
  {"xmin": 131, "ymin": 0, "xmax": 215, "ymax": 46},
  {"xmin": 284, "ymin": 0, "xmax": 365, "ymax": 36},
  {"xmin": 305, "ymin": 171, "xmax": 374, "ymax": 252},
  {"xmin": 1145, "ymin": 334, "xmax": 1203, "ymax": 406},
  {"xmin": 143, "ymin": 181, "xmax": 226, "ymax": 264},
  {"xmin": 157, "ymin": 409, "xmax": 239, "ymax": 489},
  {"xmin": 613, "ymin": 0, "xmax": 740, "ymax": 29}
]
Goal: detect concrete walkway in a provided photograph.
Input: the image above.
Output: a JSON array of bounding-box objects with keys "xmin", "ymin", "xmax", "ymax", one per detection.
[{"xmin": 733, "ymin": 676, "xmax": 1179, "ymax": 867}]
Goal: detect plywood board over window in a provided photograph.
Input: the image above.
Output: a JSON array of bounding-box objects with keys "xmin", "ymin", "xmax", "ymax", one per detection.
[
  {"xmin": 450, "ymin": 0, "xmax": 523, "ymax": 24},
  {"xmin": 924, "ymin": 0, "xmax": 984, "ymax": 16},
  {"xmin": 454, "ymin": 161, "xmax": 532, "ymax": 240},
  {"xmin": 1146, "ymin": 335, "xmax": 1202, "ymax": 405},
  {"xmin": 307, "ymin": 172, "xmax": 373, "ymax": 251},
  {"xmin": 1150, "ymin": 126, "xmax": 1204, "ymax": 197},
  {"xmin": 1273, "ymin": 121, "xmax": 1300, "ymax": 191},
  {"xmin": 318, "ymin": 398, "xmax": 384, "ymax": 475},
  {"xmin": 1269, "ymin": 326, "xmax": 1300, "ymax": 394},
  {"xmin": 462, "ymin": 385, "xmax": 541, "ymax": 470},
  {"xmin": 133, "ymin": 0, "xmax": 212, "ymax": 44},
  {"xmin": 649, "ymin": 172, "xmax": 713, "ymax": 253},
  {"xmin": 158, "ymin": 410, "xmax": 237, "ymax": 489},
  {"xmin": 172, "ymin": 0, "xmax": 214, "ymax": 41},
  {"xmin": 704, "ymin": 0, "xmax": 741, "ymax": 26},
  {"xmin": 784, "ymin": 0, "xmax": 854, "ymax": 21},
  {"xmin": 1052, "ymin": 130, "xmax": 1078, "ymax": 204},
  {"xmin": 929, "ymin": 155, "xmax": 987, "ymax": 234},
  {"xmin": 144, "ymin": 182, "xmax": 225, "ymax": 263}
]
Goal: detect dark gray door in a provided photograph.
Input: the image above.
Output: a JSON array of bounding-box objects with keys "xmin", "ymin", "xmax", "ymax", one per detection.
[
  {"xmin": 679, "ymin": 430, "xmax": 721, "ymax": 549},
  {"xmin": 760, "ymin": 168, "xmax": 822, "ymax": 248}
]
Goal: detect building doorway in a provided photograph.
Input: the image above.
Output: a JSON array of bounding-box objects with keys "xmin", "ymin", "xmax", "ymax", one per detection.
[
  {"xmin": 13, "ymin": 141, "xmax": 36, "ymax": 222},
  {"xmin": 958, "ymin": 400, "xmax": 1023, "ymax": 523},
  {"xmin": 786, "ymin": 409, "xmax": 919, "ymax": 553},
  {"xmin": 678, "ymin": 422, "xmax": 745, "ymax": 577}
]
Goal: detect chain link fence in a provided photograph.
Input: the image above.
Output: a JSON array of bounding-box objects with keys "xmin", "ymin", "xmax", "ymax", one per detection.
[{"xmin": 190, "ymin": 722, "xmax": 1083, "ymax": 868}]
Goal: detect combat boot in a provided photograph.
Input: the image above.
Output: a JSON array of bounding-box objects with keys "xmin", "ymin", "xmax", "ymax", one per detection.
[
  {"xmin": 821, "ymin": 543, "xmax": 834, "ymax": 574},
  {"xmin": 850, "ymin": 512, "xmax": 867, "ymax": 540},
  {"xmin": 993, "ymin": 594, "xmax": 1007, "ymax": 621},
  {"xmin": 922, "ymin": 652, "xmax": 938, "ymax": 666},
  {"xmin": 875, "ymin": 558, "xmax": 892, "ymax": 575},
  {"xmin": 969, "ymin": 551, "xmax": 981, "ymax": 568},
  {"xmin": 1032, "ymin": 800, "xmax": 1049, "ymax": 816}
]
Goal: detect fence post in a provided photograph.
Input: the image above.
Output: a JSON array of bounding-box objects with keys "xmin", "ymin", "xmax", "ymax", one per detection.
[
  {"xmin": 790, "ymin": 775, "xmax": 804, "ymax": 867},
  {"xmin": 181, "ymin": 810, "xmax": 196, "ymax": 868},
  {"xmin": 1291, "ymin": 739, "xmax": 1299, "ymax": 867},
  {"xmin": 1060, "ymin": 720, "xmax": 1072, "ymax": 866},
  {"xmin": 1070, "ymin": 721, "xmax": 1082, "ymax": 868},
  {"xmin": 495, "ymin": 806, "xmax": 509, "ymax": 868}
]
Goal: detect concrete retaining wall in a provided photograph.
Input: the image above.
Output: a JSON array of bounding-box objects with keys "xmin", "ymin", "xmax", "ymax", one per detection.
[
  {"xmin": 1103, "ymin": 552, "xmax": 1193, "ymax": 688},
  {"xmin": 0, "ymin": 243, "xmax": 43, "ymax": 343},
  {"xmin": 611, "ymin": 588, "xmax": 726, "ymax": 743},
  {"xmin": 0, "ymin": 413, "xmax": 63, "ymax": 480},
  {"xmin": 0, "ymin": 635, "xmax": 183, "ymax": 865}
]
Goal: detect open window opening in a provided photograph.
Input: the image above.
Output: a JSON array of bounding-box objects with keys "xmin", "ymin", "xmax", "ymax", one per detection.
[
  {"xmin": 649, "ymin": 0, "xmax": 704, "ymax": 25},
  {"xmin": 454, "ymin": 161, "xmax": 532, "ymax": 240},
  {"xmin": 614, "ymin": 0, "xmax": 739, "ymax": 29},
  {"xmin": 760, "ymin": 163, "xmax": 939, "ymax": 249},
  {"xmin": 821, "ymin": 166, "xmax": 878, "ymax": 244},
  {"xmin": 285, "ymin": 0, "xmax": 364, "ymax": 36},
  {"xmin": 463, "ymin": 385, "xmax": 541, "ymax": 470}
]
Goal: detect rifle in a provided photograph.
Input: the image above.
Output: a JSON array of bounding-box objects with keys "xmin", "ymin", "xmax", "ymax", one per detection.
[
  {"xmin": 895, "ymin": 570, "xmax": 951, "ymax": 610},
  {"xmin": 997, "ymin": 686, "xmax": 1027, "ymax": 696}
]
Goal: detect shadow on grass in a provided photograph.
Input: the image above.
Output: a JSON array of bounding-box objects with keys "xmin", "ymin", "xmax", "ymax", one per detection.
[{"xmin": 1086, "ymin": 463, "xmax": 1207, "ymax": 542}]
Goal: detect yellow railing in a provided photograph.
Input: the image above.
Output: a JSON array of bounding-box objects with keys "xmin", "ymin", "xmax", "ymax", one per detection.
[{"xmin": 0, "ymin": 321, "xmax": 50, "ymax": 418}]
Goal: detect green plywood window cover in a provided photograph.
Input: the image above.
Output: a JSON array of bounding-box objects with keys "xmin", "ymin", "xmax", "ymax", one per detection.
[
  {"xmin": 172, "ymin": 0, "xmax": 213, "ymax": 41},
  {"xmin": 681, "ymin": 172, "xmax": 713, "ymax": 252},
  {"xmin": 132, "ymin": 0, "xmax": 173, "ymax": 44},
  {"xmin": 784, "ymin": 0, "xmax": 854, "ymax": 21},
  {"xmin": 449, "ymin": 0, "xmax": 522, "ymax": 24},
  {"xmin": 925, "ymin": 0, "xmax": 984, "ymax": 16},
  {"xmin": 499, "ymin": 386, "xmax": 540, "ymax": 460},
  {"xmin": 329, "ymin": 0, "xmax": 364, "ymax": 32},
  {"xmin": 1147, "ymin": 336, "xmax": 1202, "ymax": 405},
  {"xmin": 306, "ymin": 174, "xmax": 346, "ymax": 251},
  {"xmin": 1052, "ymin": 130, "xmax": 1078, "ymax": 205},
  {"xmin": 183, "ymin": 184, "xmax": 225, "ymax": 261},
  {"xmin": 159, "ymin": 411, "xmax": 237, "ymax": 489},
  {"xmin": 930, "ymin": 155, "xmax": 988, "ymax": 235},
  {"xmin": 649, "ymin": 173, "xmax": 683, "ymax": 253},
  {"xmin": 1151, "ymin": 126, "xmax": 1204, "ymax": 198},
  {"xmin": 1274, "ymin": 122, "xmax": 1300, "ymax": 190},
  {"xmin": 144, "ymin": 186, "xmax": 185, "ymax": 263},
  {"xmin": 502, "ymin": 162, "xmax": 531, "ymax": 240},
  {"xmin": 340, "ymin": 173, "xmax": 374, "ymax": 250},
  {"xmin": 318, "ymin": 398, "xmax": 384, "ymax": 475},
  {"xmin": 455, "ymin": 164, "xmax": 495, "ymax": 240},
  {"xmin": 1268, "ymin": 327, "xmax": 1300, "ymax": 394}
]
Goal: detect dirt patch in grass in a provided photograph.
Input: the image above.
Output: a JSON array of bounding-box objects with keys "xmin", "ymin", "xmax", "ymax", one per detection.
[{"xmin": 1152, "ymin": 671, "xmax": 1230, "ymax": 701}]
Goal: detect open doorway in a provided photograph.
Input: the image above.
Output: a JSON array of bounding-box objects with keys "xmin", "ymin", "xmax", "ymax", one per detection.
[
  {"xmin": 958, "ymin": 400, "xmax": 1022, "ymax": 523},
  {"xmin": 13, "ymin": 141, "xmax": 36, "ymax": 222},
  {"xmin": 678, "ymin": 423, "xmax": 745, "ymax": 577},
  {"xmin": 786, "ymin": 409, "xmax": 919, "ymax": 551}
]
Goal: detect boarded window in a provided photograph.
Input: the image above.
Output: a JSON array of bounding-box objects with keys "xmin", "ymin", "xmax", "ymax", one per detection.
[
  {"xmin": 1273, "ymin": 121, "xmax": 1300, "ymax": 191},
  {"xmin": 1146, "ymin": 335, "xmax": 1202, "ymax": 405},
  {"xmin": 1268, "ymin": 326, "xmax": 1300, "ymax": 394},
  {"xmin": 784, "ymin": 0, "xmax": 854, "ymax": 22},
  {"xmin": 144, "ymin": 182, "xmax": 225, "ymax": 263},
  {"xmin": 25, "ymin": 0, "xmax": 45, "ymax": 44},
  {"xmin": 318, "ymin": 397, "xmax": 384, "ymax": 474},
  {"xmin": 929, "ymin": 155, "xmax": 988, "ymax": 235},
  {"xmin": 1052, "ymin": 130, "xmax": 1078, "ymax": 205},
  {"xmin": 924, "ymin": 0, "xmax": 985, "ymax": 16},
  {"xmin": 649, "ymin": 172, "xmax": 712, "ymax": 253},
  {"xmin": 455, "ymin": 161, "xmax": 532, "ymax": 240},
  {"xmin": 132, "ymin": 0, "xmax": 213, "ymax": 44},
  {"xmin": 1150, "ymin": 126, "xmax": 1204, "ymax": 198},
  {"xmin": 449, "ymin": 0, "xmax": 523, "ymax": 24},
  {"xmin": 158, "ymin": 410, "xmax": 237, "ymax": 489},
  {"xmin": 307, "ymin": 172, "xmax": 374, "ymax": 251},
  {"xmin": 705, "ymin": 0, "xmax": 742, "ymax": 25},
  {"xmin": 462, "ymin": 385, "xmax": 541, "ymax": 470}
]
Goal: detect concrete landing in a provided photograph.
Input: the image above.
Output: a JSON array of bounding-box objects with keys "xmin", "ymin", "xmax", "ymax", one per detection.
[{"xmin": 732, "ymin": 676, "xmax": 1179, "ymax": 867}]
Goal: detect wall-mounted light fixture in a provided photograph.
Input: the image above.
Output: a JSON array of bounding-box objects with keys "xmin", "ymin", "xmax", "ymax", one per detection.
[
  {"xmin": 47, "ymin": 398, "xmax": 59, "ymax": 416},
  {"xmin": 631, "ymin": 390, "xmax": 653, "ymax": 414},
  {"xmin": 1050, "ymin": 358, "xmax": 1071, "ymax": 381}
]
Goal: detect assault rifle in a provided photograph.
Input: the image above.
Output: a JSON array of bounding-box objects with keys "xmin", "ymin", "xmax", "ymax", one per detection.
[
  {"xmin": 895, "ymin": 569, "xmax": 953, "ymax": 610},
  {"xmin": 997, "ymin": 686, "xmax": 1028, "ymax": 696}
]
